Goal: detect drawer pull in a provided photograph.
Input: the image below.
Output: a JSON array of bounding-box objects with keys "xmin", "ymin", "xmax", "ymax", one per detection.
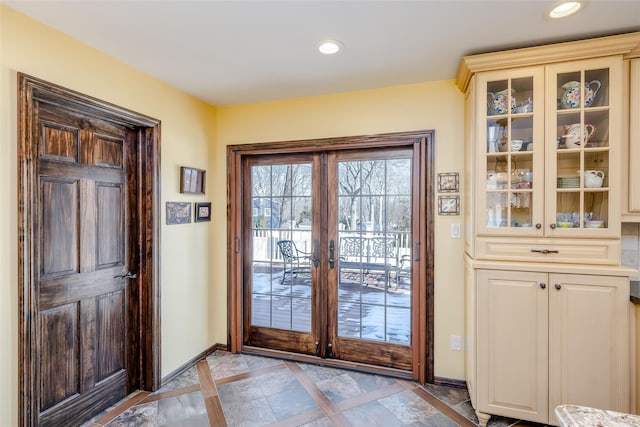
[{"xmin": 530, "ymin": 249, "xmax": 559, "ymax": 254}]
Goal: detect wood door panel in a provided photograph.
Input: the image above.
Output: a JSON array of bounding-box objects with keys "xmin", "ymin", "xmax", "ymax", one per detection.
[
  {"xmin": 39, "ymin": 160, "xmax": 125, "ymax": 184},
  {"xmin": 37, "ymin": 104, "xmax": 127, "ymax": 142},
  {"xmin": 39, "ymin": 303, "xmax": 79, "ymax": 411},
  {"xmin": 41, "ymin": 122, "xmax": 79, "ymax": 162},
  {"xmin": 92, "ymin": 135, "xmax": 124, "ymax": 168},
  {"xmin": 248, "ymin": 326, "xmax": 317, "ymax": 355},
  {"xmin": 96, "ymin": 291, "xmax": 125, "ymax": 381},
  {"xmin": 39, "ymin": 371, "xmax": 127, "ymax": 427},
  {"xmin": 79, "ymin": 298, "xmax": 97, "ymax": 393},
  {"xmin": 333, "ymin": 338, "xmax": 412, "ymax": 370},
  {"xmin": 40, "ymin": 178, "xmax": 79, "ymax": 277},
  {"xmin": 96, "ymin": 183, "xmax": 124, "ymax": 268},
  {"xmin": 38, "ymin": 269, "xmax": 124, "ymax": 309}
]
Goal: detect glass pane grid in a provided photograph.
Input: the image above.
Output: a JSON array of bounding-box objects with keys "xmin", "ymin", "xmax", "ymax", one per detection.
[
  {"xmin": 337, "ymin": 158, "xmax": 412, "ymax": 344},
  {"xmin": 555, "ymin": 67, "xmax": 610, "ymax": 230},
  {"xmin": 251, "ymin": 163, "xmax": 313, "ymax": 333},
  {"xmin": 485, "ymin": 76, "xmax": 535, "ymax": 230}
]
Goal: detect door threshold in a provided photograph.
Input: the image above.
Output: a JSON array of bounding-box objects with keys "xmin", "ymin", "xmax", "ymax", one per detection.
[{"xmin": 241, "ymin": 345, "xmax": 416, "ymax": 381}]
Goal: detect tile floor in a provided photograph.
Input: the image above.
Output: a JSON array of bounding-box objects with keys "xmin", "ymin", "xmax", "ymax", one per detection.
[{"xmin": 84, "ymin": 350, "xmax": 551, "ymax": 427}]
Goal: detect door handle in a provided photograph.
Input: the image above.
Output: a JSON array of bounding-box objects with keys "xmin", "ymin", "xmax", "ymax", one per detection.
[
  {"xmin": 530, "ymin": 249, "xmax": 559, "ymax": 254},
  {"xmin": 114, "ymin": 271, "xmax": 137, "ymax": 280},
  {"xmin": 329, "ymin": 240, "xmax": 335, "ymax": 269},
  {"xmin": 312, "ymin": 240, "xmax": 319, "ymax": 268}
]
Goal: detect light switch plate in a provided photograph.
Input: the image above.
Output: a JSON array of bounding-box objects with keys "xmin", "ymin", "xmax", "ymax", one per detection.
[
  {"xmin": 451, "ymin": 335, "xmax": 462, "ymax": 351},
  {"xmin": 451, "ymin": 223, "xmax": 461, "ymax": 239}
]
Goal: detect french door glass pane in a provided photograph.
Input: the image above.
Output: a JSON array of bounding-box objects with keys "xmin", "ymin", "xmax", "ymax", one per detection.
[
  {"xmin": 250, "ymin": 163, "xmax": 312, "ymax": 332},
  {"xmin": 337, "ymin": 157, "xmax": 412, "ymax": 344}
]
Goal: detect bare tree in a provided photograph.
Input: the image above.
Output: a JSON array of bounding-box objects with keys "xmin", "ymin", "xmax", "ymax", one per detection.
[{"xmin": 338, "ymin": 160, "xmax": 382, "ymax": 231}]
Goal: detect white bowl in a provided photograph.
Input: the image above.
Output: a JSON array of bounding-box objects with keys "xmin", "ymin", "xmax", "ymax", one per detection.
[{"xmin": 585, "ymin": 220, "xmax": 604, "ymax": 228}]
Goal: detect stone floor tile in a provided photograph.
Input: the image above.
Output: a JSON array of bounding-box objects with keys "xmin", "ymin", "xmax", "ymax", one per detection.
[
  {"xmin": 341, "ymin": 400, "xmax": 404, "ymax": 426},
  {"xmin": 378, "ymin": 389, "xmax": 439, "ymax": 423}
]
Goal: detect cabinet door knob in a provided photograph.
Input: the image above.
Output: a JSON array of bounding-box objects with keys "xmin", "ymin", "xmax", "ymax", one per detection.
[
  {"xmin": 539, "ymin": 283, "xmax": 546, "ymax": 289},
  {"xmin": 535, "ymin": 223, "xmax": 542, "ymax": 229},
  {"xmin": 550, "ymin": 223, "xmax": 556, "ymax": 229},
  {"xmin": 555, "ymin": 284, "xmax": 562, "ymax": 290}
]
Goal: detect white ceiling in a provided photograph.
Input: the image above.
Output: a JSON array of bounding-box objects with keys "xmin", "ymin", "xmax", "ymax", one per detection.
[{"xmin": 5, "ymin": 0, "xmax": 640, "ymax": 106}]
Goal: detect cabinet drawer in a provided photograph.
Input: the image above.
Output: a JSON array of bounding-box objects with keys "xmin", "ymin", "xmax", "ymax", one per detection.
[{"xmin": 475, "ymin": 237, "xmax": 620, "ymax": 265}]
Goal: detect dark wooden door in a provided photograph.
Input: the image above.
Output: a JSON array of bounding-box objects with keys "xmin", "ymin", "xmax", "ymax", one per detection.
[{"xmin": 33, "ymin": 102, "xmax": 136, "ymax": 426}]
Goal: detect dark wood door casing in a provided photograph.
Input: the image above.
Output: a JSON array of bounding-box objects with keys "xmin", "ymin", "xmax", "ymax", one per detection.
[
  {"xmin": 227, "ymin": 131, "xmax": 434, "ymax": 383},
  {"xmin": 18, "ymin": 74, "xmax": 162, "ymax": 426}
]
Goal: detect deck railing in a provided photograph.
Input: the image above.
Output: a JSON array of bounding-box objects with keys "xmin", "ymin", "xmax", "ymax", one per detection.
[{"xmin": 251, "ymin": 229, "xmax": 411, "ymax": 263}]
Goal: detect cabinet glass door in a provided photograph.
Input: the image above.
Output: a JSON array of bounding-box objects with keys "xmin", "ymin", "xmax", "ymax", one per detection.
[
  {"xmin": 479, "ymin": 69, "xmax": 544, "ymax": 235},
  {"xmin": 546, "ymin": 58, "xmax": 621, "ymax": 236}
]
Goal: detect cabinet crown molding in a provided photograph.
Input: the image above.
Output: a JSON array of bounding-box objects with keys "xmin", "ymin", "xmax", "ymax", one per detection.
[{"xmin": 456, "ymin": 32, "xmax": 640, "ymax": 93}]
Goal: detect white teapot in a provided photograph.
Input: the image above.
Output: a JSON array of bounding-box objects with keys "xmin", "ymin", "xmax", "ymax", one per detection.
[
  {"xmin": 582, "ymin": 170, "xmax": 605, "ymax": 188},
  {"xmin": 560, "ymin": 80, "xmax": 601, "ymax": 109},
  {"xmin": 562, "ymin": 123, "xmax": 596, "ymax": 148}
]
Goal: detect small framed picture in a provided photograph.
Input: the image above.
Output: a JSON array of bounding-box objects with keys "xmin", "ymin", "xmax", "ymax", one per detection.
[
  {"xmin": 195, "ymin": 202, "xmax": 212, "ymax": 222},
  {"xmin": 180, "ymin": 166, "xmax": 206, "ymax": 194},
  {"xmin": 438, "ymin": 195, "xmax": 460, "ymax": 215},
  {"xmin": 166, "ymin": 202, "xmax": 191, "ymax": 225},
  {"xmin": 438, "ymin": 172, "xmax": 459, "ymax": 193}
]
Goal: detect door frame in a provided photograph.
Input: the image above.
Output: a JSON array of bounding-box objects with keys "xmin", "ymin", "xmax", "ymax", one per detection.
[
  {"xmin": 17, "ymin": 73, "xmax": 162, "ymax": 426},
  {"xmin": 227, "ymin": 130, "xmax": 434, "ymax": 383}
]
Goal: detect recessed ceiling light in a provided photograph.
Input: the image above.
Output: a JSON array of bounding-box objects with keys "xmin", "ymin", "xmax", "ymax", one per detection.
[
  {"xmin": 318, "ymin": 40, "xmax": 343, "ymax": 55},
  {"xmin": 549, "ymin": 1, "xmax": 582, "ymax": 18}
]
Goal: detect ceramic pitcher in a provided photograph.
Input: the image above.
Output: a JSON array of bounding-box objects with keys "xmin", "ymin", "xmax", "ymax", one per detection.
[
  {"xmin": 487, "ymin": 88, "xmax": 515, "ymax": 115},
  {"xmin": 582, "ymin": 170, "xmax": 605, "ymax": 188},
  {"xmin": 560, "ymin": 80, "xmax": 601, "ymax": 109}
]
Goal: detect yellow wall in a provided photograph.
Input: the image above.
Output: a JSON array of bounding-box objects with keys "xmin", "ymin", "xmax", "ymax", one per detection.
[
  {"xmin": 215, "ymin": 82, "xmax": 466, "ymax": 378},
  {"xmin": 0, "ymin": 6, "xmax": 218, "ymax": 426},
  {"xmin": 1, "ymin": 5, "xmax": 468, "ymax": 426}
]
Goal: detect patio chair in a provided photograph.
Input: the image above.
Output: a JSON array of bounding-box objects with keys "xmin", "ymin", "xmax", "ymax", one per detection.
[
  {"xmin": 395, "ymin": 254, "xmax": 412, "ymax": 289},
  {"xmin": 277, "ymin": 240, "xmax": 311, "ymax": 283}
]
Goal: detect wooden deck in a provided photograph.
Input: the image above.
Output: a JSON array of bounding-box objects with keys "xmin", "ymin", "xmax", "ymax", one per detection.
[{"xmin": 250, "ymin": 270, "xmax": 411, "ymax": 343}]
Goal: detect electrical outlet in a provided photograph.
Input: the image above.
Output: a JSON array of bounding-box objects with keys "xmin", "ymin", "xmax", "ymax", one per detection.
[
  {"xmin": 451, "ymin": 335, "xmax": 462, "ymax": 351},
  {"xmin": 451, "ymin": 223, "xmax": 461, "ymax": 239}
]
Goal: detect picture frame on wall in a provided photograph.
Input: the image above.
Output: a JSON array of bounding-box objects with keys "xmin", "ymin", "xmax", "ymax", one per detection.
[
  {"xmin": 438, "ymin": 195, "xmax": 460, "ymax": 215},
  {"xmin": 180, "ymin": 166, "xmax": 206, "ymax": 194},
  {"xmin": 195, "ymin": 202, "xmax": 212, "ymax": 222},
  {"xmin": 437, "ymin": 172, "xmax": 459, "ymax": 193},
  {"xmin": 166, "ymin": 202, "xmax": 191, "ymax": 225}
]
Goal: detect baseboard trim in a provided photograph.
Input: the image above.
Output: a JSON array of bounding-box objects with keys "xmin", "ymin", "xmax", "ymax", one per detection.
[
  {"xmin": 160, "ymin": 343, "xmax": 225, "ymax": 387},
  {"xmin": 433, "ymin": 376, "xmax": 467, "ymax": 389}
]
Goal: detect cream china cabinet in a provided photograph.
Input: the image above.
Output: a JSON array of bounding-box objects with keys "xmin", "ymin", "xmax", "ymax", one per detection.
[
  {"xmin": 624, "ymin": 58, "xmax": 640, "ymax": 219},
  {"xmin": 459, "ymin": 33, "xmax": 640, "ymax": 427},
  {"xmin": 473, "ymin": 57, "xmax": 623, "ymax": 265}
]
